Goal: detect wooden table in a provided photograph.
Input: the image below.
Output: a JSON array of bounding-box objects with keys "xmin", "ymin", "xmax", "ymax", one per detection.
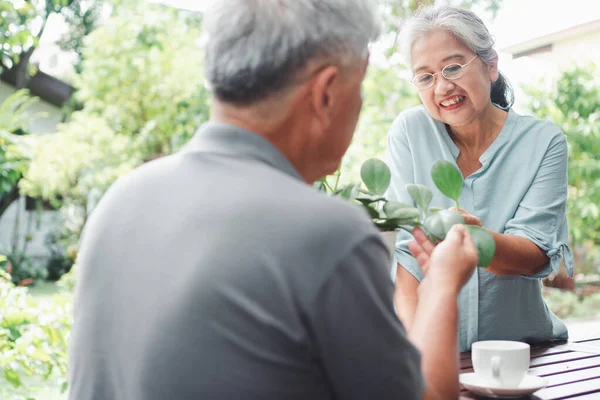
[{"xmin": 460, "ymin": 338, "xmax": 600, "ymax": 399}]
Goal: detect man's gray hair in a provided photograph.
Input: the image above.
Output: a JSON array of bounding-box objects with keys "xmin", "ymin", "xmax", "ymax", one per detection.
[{"xmin": 203, "ymin": 0, "xmax": 381, "ymax": 104}]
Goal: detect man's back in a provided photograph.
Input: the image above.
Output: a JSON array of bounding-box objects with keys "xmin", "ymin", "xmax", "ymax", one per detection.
[{"xmin": 69, "ymin": 124, "xmax": 423, "ymax": 400}]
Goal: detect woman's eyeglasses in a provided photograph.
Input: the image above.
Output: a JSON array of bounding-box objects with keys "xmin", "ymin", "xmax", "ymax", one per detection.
[{"xmin": 411, "ymin": 55, "xmax": 478, "ymax": 90}]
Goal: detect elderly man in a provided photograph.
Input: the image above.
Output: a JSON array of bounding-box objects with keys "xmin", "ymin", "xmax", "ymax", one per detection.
[{"xmin": 68, "ymin": 1, "xmax": 478, "ymax": 399}]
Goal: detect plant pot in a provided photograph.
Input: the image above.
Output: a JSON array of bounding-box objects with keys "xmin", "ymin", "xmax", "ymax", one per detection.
[{"xmin": 379, "ymin": 230, "xmax": 397, "ymax": 257}]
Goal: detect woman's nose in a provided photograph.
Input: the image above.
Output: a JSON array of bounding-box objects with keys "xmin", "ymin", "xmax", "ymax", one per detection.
[{"xmin": 434, "ymin": 75, "xmax": 456, "ymax": 96}]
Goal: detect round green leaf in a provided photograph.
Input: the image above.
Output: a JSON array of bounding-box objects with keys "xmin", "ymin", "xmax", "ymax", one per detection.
[
  {"xmin": 374, "ymin": 218, "xmax": 417, "ymax": 231},
  {"xmin": 360, "ymin": 203, "xmax": 380, "ymax": 220},
  {"xmin": 383, "ymin": 201, "xmax": 419, "ymax": 220},
  {"xmin": 335, "ymin": 183, "xmax": 360, "ymax": 200},
  {"xmin": 465, "ymin": 225, "xmax": 496, "ymax": 267},
  {"xmin": 424, "ymin": 210, "xmax": 465, "ymax": 240},
  {"xmin": 406, "ymin": 183, "xmax": 432, "ymax": 211},
  {"xmin": 5, "ymin": 368, "xmax": 21, "ymax": 388},
  {"xmin": 361, "ymin": 158, "xmax": 391, "ymax": 195},
  {"xmin": 431, "ymin": 160, "xmax": 463, "ymax": 202},
  {"xmin": 356, "ymin": 194, "xmax": 386, "ymax": 205}
]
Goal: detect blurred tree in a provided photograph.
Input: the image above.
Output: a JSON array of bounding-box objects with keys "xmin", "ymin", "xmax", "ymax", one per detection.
[
  {"xmin": 524, "ymin": 64, "xmax": 600, "ymax": 275},
  {"xmin": 0, "ymin": 0, "xmax": 106, "ymax": 228},
  {"xmin": 0, "ymin": 90, "xmax": 39, "ymax": 220},
  {"xmin": 18, "ymin": 2, "xmax": 209, "ymax": 262}
]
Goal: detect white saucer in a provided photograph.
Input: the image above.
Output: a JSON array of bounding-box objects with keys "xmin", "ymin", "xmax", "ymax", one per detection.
[{"xmin": 460, "ymin": 372, "xmax": 547, "ymax": 398}]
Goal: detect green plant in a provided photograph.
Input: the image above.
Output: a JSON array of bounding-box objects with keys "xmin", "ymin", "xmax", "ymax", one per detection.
[
  {"xmin": 524, "ymin": 64, "xmax": 600, "ymax": 276},
  {"xmin": 2, "ymin": 252, "xmax": 47, "ymax": 286},
  {"xmin": 0, "ymin": 255, "xmax": 71, "ymax": 398},
  {"xmin": 320, "ymin": 158, "xmax": 496, "ymax": 267}
]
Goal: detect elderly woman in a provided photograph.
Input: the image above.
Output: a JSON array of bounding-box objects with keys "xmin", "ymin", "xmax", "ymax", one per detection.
[{"xmin": 388, "ymin": 5, "xmax": 574, "ymax": 352}]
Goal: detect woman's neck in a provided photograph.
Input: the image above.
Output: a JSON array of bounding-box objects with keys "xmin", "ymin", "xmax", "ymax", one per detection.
[{"xmin": 447, "ymin": 105, "xmax": 508, "ymax": 156}]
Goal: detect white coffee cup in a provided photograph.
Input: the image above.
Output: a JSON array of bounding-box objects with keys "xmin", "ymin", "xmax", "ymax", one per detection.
[{"xmin": 471, "ymin": 340, "xmax": 530, "ymax": 388}]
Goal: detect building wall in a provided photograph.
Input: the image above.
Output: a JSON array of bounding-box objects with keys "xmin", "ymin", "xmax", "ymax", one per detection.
[
  {"xmin": 500, "ymin": 28, "xmax": 600, "ymax": 112},
  {"xmin": 0, "ymin": 83, "xmax": 63, "ymax": 261},
  {"xmin": 551, "ymin": 30, "xmax": 600, "ymax": 68}
]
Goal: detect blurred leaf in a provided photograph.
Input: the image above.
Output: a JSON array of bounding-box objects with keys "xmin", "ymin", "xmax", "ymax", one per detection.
[
  {"xmin": 424, "ymin": 209, "xmax": 465, "ymax": 240},
  {"xmin": 431, "ymin": 160, "xmax": 463, "ymax": 206},
  {"xmin": 465, "ymin": 225, "xmax": 496, "ymax": 267},
  {"xmin": 5, "ymin": 368, "xmax": 21, "ymax": 387},
  {"xmin": 406, "ymin": 183, "xmax": 433, "ymax": 211},
  {"xmin": 361, "ymin": 158, "xmax": 391, "ymax": 195}
]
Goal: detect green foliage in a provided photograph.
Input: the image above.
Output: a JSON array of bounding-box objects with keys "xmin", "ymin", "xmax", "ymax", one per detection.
[
  {"xmin": 0, "ymin": 267, "xmax": 71, "ymax": 398},
  {"xmin": 523, "ymin": 64, "xmax": 600, "ymax": 274},
  {"xmin": 56, "ymin": 264, "xmax": 76, "ymax": 292},
  {"xmin": 406, "ymin": 184, "xmax": 433, "ymax": 213},
  {"xmin": 18, "ymin": 3, "xmax": 209, "ymax": 264},
  {"xmin": 543, "ymin": 288, "xmax": 600, "ymax": 319},
  {"xmin": 0, "ymin": 90, "xmax": 39, "ymax": 198},
  {"xmin": 360, "ymin": 158, "xmax": 392, "ymax": 195},
  {"xmin": 0, "ymin": 1, "xmax": 39, "ymax": 70},
  {"xmin": 74, "ymin": 3, "xmax": 210, "ymax": 156},
  {"xmin": 4, "ymin": 252, "xmax": 47, "ymax": 285},
  {"xmin": 424, "ymin": 209, "xmax": 465, "ymax": 240},
  {"xmin": 342, "ymin": 158, "xmax": 495, "ymax": 266},
  {"xmin": 56, "ymin": 0, "xmax": 105, "ymax": 61},
  {"xmin": 341, "ymin": 64, "xmax": 420, "ymax": 183},
  {"xmin": 18, "ymin": 113, "xmax": 142, "ymax": 257},
  {"xmin": 431, "ymin": 160, "xmax": 463, "ymax": 209},
  {"xmin": 465, "ymin": 225, "xmax": 496, "ymax": 267},
  {"xmin": 19, "ymin": 113, "xmax": 141, "ymax": 208}
]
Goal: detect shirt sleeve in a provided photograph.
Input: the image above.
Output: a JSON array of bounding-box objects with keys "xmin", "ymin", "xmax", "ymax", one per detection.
[
  {"xmin": 503, "ymin": 133, "xmax": 574, "ymax": 279},
  {"xmin": 386, "ymin": 116, "xmax": 424, "ymax": 282},
  {"xmin": 308, "ymin": 235, "xmax": 425, "ymax": 400}
]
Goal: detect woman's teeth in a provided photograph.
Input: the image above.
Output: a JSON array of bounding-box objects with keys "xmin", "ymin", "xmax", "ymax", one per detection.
[{"xmin": 441, "ymin": 96, "xmax": 465, "ymax": 107}]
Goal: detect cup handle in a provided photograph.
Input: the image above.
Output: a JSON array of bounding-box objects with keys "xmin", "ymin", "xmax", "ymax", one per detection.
[{"xmin": 491, "ymin": 356, "xmax": 502, "ymax": 381}]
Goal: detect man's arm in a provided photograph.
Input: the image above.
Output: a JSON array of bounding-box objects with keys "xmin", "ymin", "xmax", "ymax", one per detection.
[
  {"xmin": 310, "ymin": 226, "xmax": 477, "ymax": 400},
  {"xmin": 309, "ymin": 235, "xmax": 425, "ymax": 400},
  {"xmin": 401, "ymin": 225, "xmax": 478, "ymax": 399}
]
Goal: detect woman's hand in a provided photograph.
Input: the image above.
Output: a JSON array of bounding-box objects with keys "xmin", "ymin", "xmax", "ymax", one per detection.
[{"xmin": 449, "ymin": 206, "xmax": 483, "ymax": 227}]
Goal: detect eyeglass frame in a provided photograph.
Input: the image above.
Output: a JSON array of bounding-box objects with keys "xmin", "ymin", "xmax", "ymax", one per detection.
[{"xmin": 410, "ymin": 55, "xmax": 479, "ymax": 90}]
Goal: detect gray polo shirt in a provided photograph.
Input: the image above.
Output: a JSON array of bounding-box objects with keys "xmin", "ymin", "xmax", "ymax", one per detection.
[{"xmin": 68, "ymin": 122, "xmax": 424, "ymax": 400}]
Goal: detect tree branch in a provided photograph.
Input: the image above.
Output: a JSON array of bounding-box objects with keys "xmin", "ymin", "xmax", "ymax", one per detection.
[{"xmin": 0, "ymin": 185, "xmax": 20, "ymax": 222}]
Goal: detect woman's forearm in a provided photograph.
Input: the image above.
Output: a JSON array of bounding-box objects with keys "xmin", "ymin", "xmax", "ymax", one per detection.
[
  {"xmin": 486, "ymin": 231, "xmax": 548, "ymax": 276},
  {"xmin": 394, "ymin": 264, "xmax": 419, "ymax": 332}
]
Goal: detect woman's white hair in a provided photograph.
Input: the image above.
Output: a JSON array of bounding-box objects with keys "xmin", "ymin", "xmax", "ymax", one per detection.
[
  {"xmin": 400, "ymin": 5, "xmax": 514, "ymax": 108},
  {"xmin": 203, "ymin": 0, "xmax": 381, "ymax": 104}
]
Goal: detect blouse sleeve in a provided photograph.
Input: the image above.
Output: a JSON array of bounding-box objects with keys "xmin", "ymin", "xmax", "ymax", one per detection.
[
  {"xmin": 386, "ymin": 116, "xmax": 424, "ymax": 282},
  {"xmin": 503, "ymin": 133, "xmax": 574, "ymax": 279}
]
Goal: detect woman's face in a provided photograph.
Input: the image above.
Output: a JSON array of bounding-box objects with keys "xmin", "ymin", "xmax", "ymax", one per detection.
[{"xmin": 410, "ymin": 29, "xmax": 498, "ymax": 128}]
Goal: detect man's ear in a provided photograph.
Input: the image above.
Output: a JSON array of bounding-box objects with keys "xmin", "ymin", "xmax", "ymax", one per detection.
[{"xmin": 310, "ymin": 65, "xmax": 340, "ymax": 131}]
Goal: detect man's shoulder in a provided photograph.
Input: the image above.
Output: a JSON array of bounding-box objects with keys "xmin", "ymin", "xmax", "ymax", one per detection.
[{"xmin": 290, "ymin": 185, "xmax": 380, "ymax": 239}]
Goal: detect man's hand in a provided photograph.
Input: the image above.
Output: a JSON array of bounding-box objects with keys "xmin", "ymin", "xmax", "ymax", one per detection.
[
  {"xmin": 408, "ymin": 227, "xmax": 435, "ymax": 276},
  {"xmin": 409, "ymin": 224, "xmax": 479, "ymax": 293},
  {"xmin": 449, "ymin": 207, "xmax": 483, "ymax": 227}
]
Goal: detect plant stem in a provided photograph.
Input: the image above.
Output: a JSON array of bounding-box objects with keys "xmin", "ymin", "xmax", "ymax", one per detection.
[
  {"xmin": 455, "ymin": 199, "xmax": 460, "ymax": 210},
  {"xmin": 323, "ymin": 180, "xmax": 335, "ymax": 193},
  {"xmin": 332, "ymin": 167, "xmax": 342, "ymax": 192}
]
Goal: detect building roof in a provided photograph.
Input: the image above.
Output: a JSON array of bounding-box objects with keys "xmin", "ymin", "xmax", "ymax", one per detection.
[
  {"xmin": 0, "ymin": 68, "xmax": 75, "ymax": 107},
  {"xmin": 501, "ymin": 18, "xmax": 600, "ymax": 57}
]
